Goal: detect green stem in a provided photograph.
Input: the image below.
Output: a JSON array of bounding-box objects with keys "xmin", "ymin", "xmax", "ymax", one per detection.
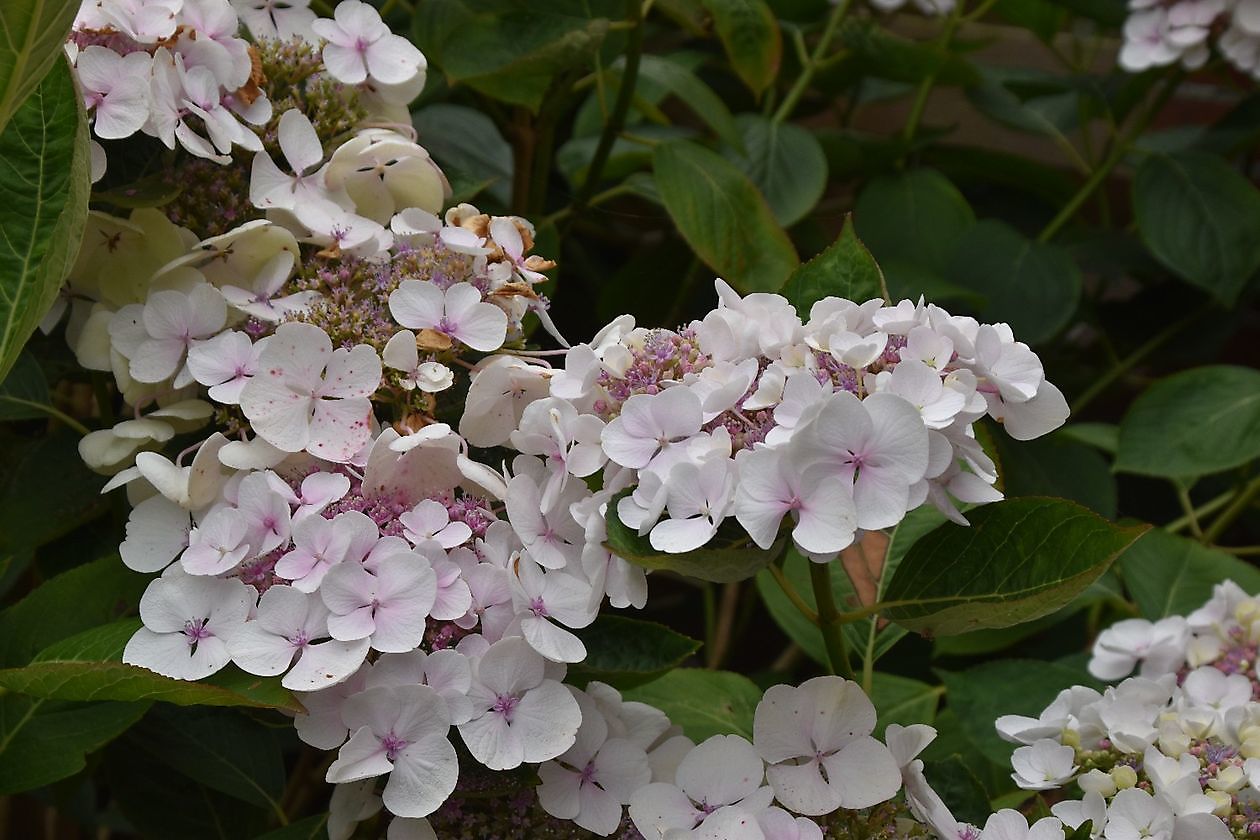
[
  {"xmin": 1220, "ymin": 545, "xmax": 1260, "ymax": 557},
  {"xmin": 0, "ymin": 398, "xmax": 90, "ymax": 436},
  {"xmin": 809, "ymin": 562, "xmax": 854, "ymax": 680},
  {"xmin": 1166, "ymin": 489, "xmax": 1235, "ymax": 534},
  {"xmin": 899, "ymin": 3, "xmax": 966, "ymax": 152},
  {"xmin": 1203, "ymin": 475, "xmax": 1260, "ymax": 544},
  {"xmin": 568, "ymin": 0, "xmax": 643, "ymax": 216},
  {"xmin": 706, "ymin": 582, "xmax": 741, "ymax": 669},
  {"xmin": 768, "ymin": 562, "xmax": 819, "ymax": 625},
  {"xmin": 1070, "ymin": 302, "xmax": 1211, "ymax": 415},
  {"xmin": 772, "ymin": 0, "xmax": 852, "ymax": 124},
  {"xmin": 1173, "ymin": 482, "xmax": 1204, "ymax": 541},
  {"xmin": 1038, "ymin": 70, "xmax": 1182, "ymax": 243}
]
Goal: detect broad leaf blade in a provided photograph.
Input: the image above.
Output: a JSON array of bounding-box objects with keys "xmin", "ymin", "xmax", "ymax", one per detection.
[
  {"xmin": 568, "ymin": 615, "xmax": 700, "ymax": 689},
  {"xmin": 881, "ymin": 498, "xmax": 1147, "ymax": 636},
  {"xmin": 0, "ymin": 0, "xmax": 81, "ymax": 132},
  {"xmin": 622, "ymin": 669, "xmax": 760, "ymax": 741},
  {"xmin": 780, "ymin": 214, "xmax": 886, "ymax": 312},
  {"xmin": 722, "ymin": 115, "xmax": 827, "ymax": 227},
  {"xmin": 701, "ymin": 0, "xmax": 781, "ymax": 96},
  {"xmin": 653, "ymin": 140, "xmax": 798, "ymax": 293},
  {"xmin": 1116, "ymin": 365, "xmax": 1260, "ymax": 480},
  {"xmin": 1119, "ymin": 530, "xmax": 1260, "ymax": 620},
  {"xmin": 0, "ymin": 57, "xmax": 89, "ymax": 381},
  {"xmin": 1133, "ymin": 152, "xmax": 1260, "ymax": 305}
]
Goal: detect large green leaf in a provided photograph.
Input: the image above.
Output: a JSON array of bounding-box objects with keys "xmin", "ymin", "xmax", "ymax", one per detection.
[
  {"xmin": 701, "ymin": 0, "xmax": 780, "ymax": 96},
  {"xmin": 0, "ymin": 57, "xmax": 89, "ymax": 381},
  {"xmin": 623, "ymin": 669, "xmax": 760, "ymax": 741},
  {"xmin": 1120, "ymin": 530, "xmax": 1260, "ymax": 620},
  {"xmin": 881, "ymin": 498, "xmax": 1147, "ymax": 637},
  {"xmin": 780, "ymin": 214, "xmax": 886, "ymax": 313},
  {"xmin": 12, "ymin": 620, "xmax": 303, "ymax": 713},
  {"xmin": 944, "ymin": 220, "xmax": 1081, "ymax": 345},
  {"xmin": 412, "ymin": 104, "xmax": 513, "ymax": 206},
  {"xmin": 0, "ymin": 555, "xmax": 145, "ymax": 667},
  {"xmin": 411, "ymin": 0, "xmax": 611, "ymax": 112},
  {"xmin": 0, "ymin": 349, "xmax": 50, "ymax": 420},
  {"xmin": 635, "ymin": 55, "xmax": 741, "ymax": 150},
  {"xmin": 606, "ymin": 489, "xmax": 780, "ymax": 582},
  {"xmin": 133, "ymin": 706, "xmax": 286, "ymax": 808},
  {"xmin": 1116, "ymin": 365, "xmax": 1260, "ymax": 480},
  {"xmin": 0, "ymin": 694, "xmax": 148, "ymax": 794},
  {"xmin": 937, "ymin": 659, "xmax": 1098, "ymax": 765},
  {"xmin": 723, "ymin": 114, "xmax": 827, "ymax": 227},
  {"xmin": 994, "ymin": 432, "xmax": 1117, "ymax": 519},
  {"xmin": 0, "ymin": 430, "xmax": 108, "ymax": 557},
  {"xmin": 568, "ymin": 614, "xmax": 700, "ymax": 689},
  {"xmin": 870, "ymin": 672, "xmax": 940, "ymax": 735},
  {"xmin": 0, "ymin": 0, "xmax": 81, "ymax": 133},
  {"xmin": 853, "ymin": 169, "xmax": 975, "ymax": 302},
  {"xmin": 653, "ymin": 140, "xmax": 799, "ymax": 293},
  {"xmin": 1133, "ymin": 152, "xmax": 1260, "ymax": 305}
]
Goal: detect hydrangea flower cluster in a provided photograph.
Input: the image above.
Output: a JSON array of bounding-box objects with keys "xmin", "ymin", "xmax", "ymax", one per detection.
[
  {"xmin": 978, "ymin": 580, "xmax": 1260, "ymax": 840},
  {"xmin": 57, "ymin": 0, "xmax": 1072, "ymax": 836},
  {"xmin": 1119, "ymin": 0, "xmax": 1260, "ymax": 77}
]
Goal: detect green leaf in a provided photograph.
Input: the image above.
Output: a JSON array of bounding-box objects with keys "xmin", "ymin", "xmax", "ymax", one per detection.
[
  {"xmin": 0, "ymin": 431, "xmax": 108, "ymax": 557},
  {"xmin": 781, "ymin": 214, "xmax": 886, "ymax": 312},
  {"xmin": 636, "ymin": 55, "xmax": 742, "ymax": 150},
  {"xmin": 0, "ymin": 556, "xmax": 145, "ymax": 667},
  {"xmin": 944, "ymin": 219, "xmax": 1081, "ymax": 345},
  {"xmin": 0, "ymin": 349, "xmax": 49, "ymax": 420},
  {"xmin": 993, "ymin": 0, "xmax": 1068, "ymax": 40},
  {"xmin": 870, "ymin": 673, "xmax": 940, "ymax": 735},
  {"xmin": 701, "ymin": 0, "xmax": 781, "ymax": 96},
  {"xmin": 756, "ymin": 507, "xmax": 944, "ymax": 668},
  {"xmin": 133, "ymin": 706, "xmax": 286, "ymax": 808},
  {"xmin": 412, "ymin": 1, "xmax": 610, "ymax": 112},
  {"xmin": 827, "ymin": 19, "xmax": 977, "ymax": 88},
  {"xmin": 994, "ymin": 433, "xmax": 1117, "ymax": 519},
  {"xmin": 923, "ymin": 755, "xmax": 991, "ymax": 826},
  {"xmin": 1119, "ymin": 530, "xmax": 1260, "ymax": 620},
  {"xmin": 1133, "ymin": 152, "xmax": 1260, "ymax": 305},
  {"xmin": 1116, "ymin": 365, "xmax": 1260, "ymax": 480},
  {"xmin": 854, "ymin": 169, "xmax": 974, "ymax": 301},
  {"xmin": 967, "ymin": 78, "xmax": 1077, "ymax": 138},
  {"xmin": 622, "ymin": 669, "xmax": 760, "ymax": 741},
  {"xmin": 881, "ymin": 498, "xmax": 1148, "ymax": 637},
  {"xmin": 653, "ymin": 140, "xmax": 799, "ymax": 293},
  {"xmin": 937, "ymin": 659, "xmax": 1098, "ymax": 765},
  {"xmin": 0, "ymin": 0, "xmax": 81, "ymax": 133},
  {"xmin": 254, "ymin": 815, "xmax": 329, "ymax": 840},
  {"xmin": 0, "ymin": 695, "xmax": 148, "ymax": 794},
  {"xmin": 722, "ymin": 114, "xmax": 827, "ymax": 227},
  {"xmin": 1058, "ymin": 422, "xmax": 1119, "ymax": 456},
  {"xmin": 413, "ymin": 104, "xmax": 513, "ymax": 207},
  {"xmin": 0, "ymin": 57, "xmax": 89, "ymax": 381},
  {"xmin": 606, "ymin": 489, "xmax": 780, "ymax": 582},
  {"xmin": 568, "ymin": 615, "xmax": 701, "ymax": 689}
]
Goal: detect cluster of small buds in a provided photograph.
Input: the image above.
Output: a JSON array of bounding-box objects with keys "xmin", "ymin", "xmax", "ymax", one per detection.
[
  {"xmin": 1120, "ymin": 0, "xmax": 1260, "ymax": 78},
  {"xmin": 977, "ymin": 580, "xmax": 1260, "ymax": 840},
  {"xmin": 495, "ymin": 279, "xmax": 1067, "ymax": 564}
]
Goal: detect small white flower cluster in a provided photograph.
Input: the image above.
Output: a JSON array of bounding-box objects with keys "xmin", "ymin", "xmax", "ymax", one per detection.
[
  {"xmin": 981, "ymin": 580, "xmax": 1260, "ymax": 840},
  {"xmin": 509, "ymin": 281, "xmax": 1068, "ymax": 563},
  {"xmin": 866, "ymin": 0, "xmax": 956, "ymax": 15},
  {"xmin": 70, "ymin": 0, "xmax": 425, "ymax": 177},
  {"xmin": 1120, "ymin": 0, "xmax": 1260, "ymax": 77}
]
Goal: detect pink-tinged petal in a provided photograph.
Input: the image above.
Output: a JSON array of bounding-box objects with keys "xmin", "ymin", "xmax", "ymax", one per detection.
[
  {"xmin": 766, "ymin": 760, "xmax": 836, "ymax": 816},
  {"xmin": 521, "ymin": 616, "xmax": 587, "ymax": 663},
  {"xmin": 320, "ymin": 344, "xmax": 382, "ymax": 399},
  {"xmin": 327, "ymin": 726, "xmax": 393, "ymax": 784},
  {"xmin": 229, "ymin": 621, "xmax": 297, "ymax": 676},
  {"xmin": 365, "ymin": 35, "xmax": 424, "ymax": 85},
  {"xmin": 250, "ymin": 152, "xmax": 297, "ymax": 208},
  {"xmin": 475, "ymin": 637, "xmax": 545, "ymax": 696},
  {"xmin": 649, "ymin": 515, "xmax": 717, "ymax": 554},
  {"xmin": 677, "ymin": 735, "xmax": 764, "ymax": 807},
  {"xmin": 512, "ymin": 679, "xmax": 582, "ymax": 763},
  {"xmin": 818, "ymin": 737, "xmax": 900, "ymax": 809},
  {"xmin": 537, "ymin": 764, "xmax": 582, "ymax": 820},
  {"xmin": 284, "ymin": 638, "xmax": 370, "ymax": 691},
  {"xmin": 852, "ymin": 466, "xmax": 910, "ymax": 532},
  {"xmin": 308, "ymin": 396, "xmax": 374, "ymax": 462},
  {"xmin": 129, "ymin": 336, "xmax": 186, "ymax": 383},
  {"xmin": 652, "ymin": 386, "xmax": 704, "ymax": 440},
  {"xmin": 753, "ymin": 683, "xmax": 818, "ymax": 764},
  {"xmin": 794, "ymin": 475, "xmax": 856, "ymax": 555},
  {"xmin": 575, "ymin": 782, "xmax": 624, "ymax": 835},
  {"xmin": 459, "ymin": 710, "xmax": 522, "ymax": 770},
  {"xmin": 384, "ymin": 735, "xmax": 459, "ymax": 818},
  {"xmin": 120, "ymin": 495, "xmax": 189, "ymax": 573},
  {"xmin": 629, "ymin": 783, "xmax": 701, "ymax": 838},
  {"xmin": 1001, "ymin": 382, "xmax": 1069, "ymax": 441},
  {"xmin": 452, "ymin": 301, "xmax": 507, "ymax": 353},
  {"xmin": 277, "ymin": 109, "xmax": 324, "ymax": 173},
  {"xmin": 389, "ymin": 280, "xmax": 444, "ymax": 331},
  {"xmin": 593, "ymin": 738, "xmax": 652, "ymax": 802}
]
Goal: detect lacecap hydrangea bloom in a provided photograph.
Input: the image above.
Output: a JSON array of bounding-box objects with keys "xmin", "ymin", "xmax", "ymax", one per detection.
[{"xmin": 60, "ymin": 0, "xmax": 1072, "ymax": 836}]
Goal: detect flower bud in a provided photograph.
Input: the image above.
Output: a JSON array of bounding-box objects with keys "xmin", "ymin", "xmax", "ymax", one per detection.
[{"xmin": 1111, "ymin": 765, "xmax": 1138, "ymax": 789}]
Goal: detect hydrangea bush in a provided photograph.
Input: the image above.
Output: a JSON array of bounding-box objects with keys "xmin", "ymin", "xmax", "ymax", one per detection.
[{"xmin": 1, "ymin": 0, "xmax": 1258, "ymax": 839}]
